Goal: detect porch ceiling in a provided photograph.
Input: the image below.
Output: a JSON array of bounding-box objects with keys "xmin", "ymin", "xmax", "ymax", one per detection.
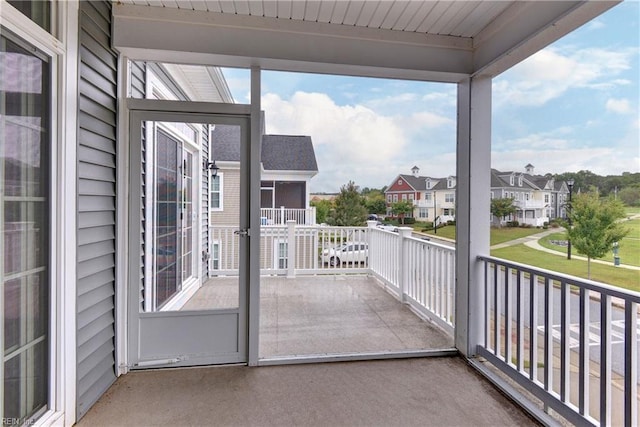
[{"xmin": 113, "ymin": 0, "xmax": 619, "ymax": 82}]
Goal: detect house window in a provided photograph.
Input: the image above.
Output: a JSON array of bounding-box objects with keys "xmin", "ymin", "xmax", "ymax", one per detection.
[
  {"xmin": 409, "ymin": 194, "xmax": 414, "ymax": 200},
  {"xmin": 445, "ymin": 193, "xmax": 454, "ymax": 203},
  {"xmin": 210, "ymin": 173, "xmax": 223, "ymax": 211},
  {"xmin": 7, "ymin": 1, "xmax": 51, "ymax": 32},
  {"xmin": 276, "ymin": 241, "xmax": 288, "ymax": 269},
  {"xmin": 386, "ymin": 194, "xmax": 392, "ymax": 203},
  {"xmin": 1, "ymin": 32, "xmax": 51, "ymax": 423},
  {"xmin": 544, "ymin": 194, "xmax": 549, "ymax": 203},
  {"xmin": 402, "ymin": 194, "xmax": 407, "ymax": 201},
  {"xmin": 443, "ymin": 208, "xmax": 454, "ymax": 216},
  {"xmin": 510, "ymin": 175, "xmax": 515, "ymax": 186},
  {"xmin": 425, "ymin": 193, "xmax": 432, "ymax": 201},
  {"xmin": 393, "ymin": 194, "xmax": 398, "ymax": 202},
  {"xmin": 518, "ymin": 176, "xmax": 523, "ymax": 186},
  {"xmin": 210, "ymin": 242, "xmax": 220, "ymax": 270},
  {"xmin": 525, "ymin": 193, "xmax": 530, "ymax": 201},
  {"xmin": 419, "ymin": 208, "xmax": 429, "ymax": 218}
]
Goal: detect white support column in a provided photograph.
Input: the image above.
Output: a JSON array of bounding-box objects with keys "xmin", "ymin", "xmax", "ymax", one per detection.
[
  {"xmin": 247, "ymin": 66, "xmax": 261, "ymax": 366},
  {"xmin": 287, "ymin": 220, "xmax": 296, "ymax": 278},
  {"xmin": 455, "ymin": 76, "xmax": 492, "ymax": 357}
]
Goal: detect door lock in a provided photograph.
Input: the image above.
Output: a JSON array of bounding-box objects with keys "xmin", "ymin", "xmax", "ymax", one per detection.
[{"xmin": 234, "ymin": 228, "xmax": 250, "ymax": 237}]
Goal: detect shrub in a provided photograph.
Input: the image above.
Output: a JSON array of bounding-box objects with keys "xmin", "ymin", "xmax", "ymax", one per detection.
[{"xmin": 507, "ymin": 221, "xmax": 519, "ymax": 227}]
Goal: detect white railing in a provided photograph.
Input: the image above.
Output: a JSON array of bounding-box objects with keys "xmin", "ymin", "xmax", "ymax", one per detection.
[
  {"xmin": 209, "ymin": 223, "xmax": 369, "ymax": 276},
  {"xmin": 369, "ymin": 227, "xmax": 456, "ymax": 335},
  {"xmin": 477, "ymin": 255, "xmax": 639, "ymax": 426},
  {"xmin": 260, "ymin": 207, "xmax": 316, "ymax": 225}
]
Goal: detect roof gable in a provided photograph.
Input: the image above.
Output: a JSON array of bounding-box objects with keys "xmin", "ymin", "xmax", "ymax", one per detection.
[{"xmin": 210, "ymin": 125, "xmax": 318, "ymax": 173}]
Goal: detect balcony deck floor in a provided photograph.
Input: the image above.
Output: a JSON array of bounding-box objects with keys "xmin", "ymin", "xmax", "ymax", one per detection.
[
  {"xmin": 183, "ymin": 274, "xmax": 454, "ymax": 358},
  {"xmin": 78, "ymin": 356, "xmax": 538, "ymax": 426}
]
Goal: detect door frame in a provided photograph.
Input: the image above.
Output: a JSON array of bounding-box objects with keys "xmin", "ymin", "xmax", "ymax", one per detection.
[{"xmin": 125, "ymin": 99, "xmax": 257, "ymax": 369}]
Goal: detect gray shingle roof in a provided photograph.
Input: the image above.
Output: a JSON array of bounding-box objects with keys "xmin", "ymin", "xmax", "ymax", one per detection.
[
  {"xmin": 210, "ymin": 125, "xmax": 318, "ymax": 172},
  {"xmin": 262, "ymin": 135, "xmax": 318, "ymax": 172}
]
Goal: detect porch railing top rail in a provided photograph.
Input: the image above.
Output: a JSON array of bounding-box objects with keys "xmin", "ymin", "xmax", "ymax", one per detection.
[{"xmin": 478, "ymin": 254, "xmax": 640, "ymax": 303}]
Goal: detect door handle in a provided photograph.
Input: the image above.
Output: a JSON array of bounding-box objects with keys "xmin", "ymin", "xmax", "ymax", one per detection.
[{"xmin": 234, "ymin": 228, "xmax": 250, "ymax": 237}]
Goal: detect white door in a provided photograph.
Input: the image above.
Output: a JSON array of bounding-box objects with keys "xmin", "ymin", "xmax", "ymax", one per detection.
[{"xmin": 128, "ymin": 104, "xmax": 251, "ymax": 367}]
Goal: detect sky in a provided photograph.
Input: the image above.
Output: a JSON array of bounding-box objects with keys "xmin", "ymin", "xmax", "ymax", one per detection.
[{"xmin": 222, "ymin": 1, "xmax": 639, "ymax": 193}]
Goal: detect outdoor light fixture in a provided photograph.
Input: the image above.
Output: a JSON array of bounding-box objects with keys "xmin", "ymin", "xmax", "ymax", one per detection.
[
  {"xmin": 566, "ymin": 178, "xmax": 575, "ymax": 260},
  {"xmin": 205, "ymin": 160, "xmax": 219, "ymax": 178}
]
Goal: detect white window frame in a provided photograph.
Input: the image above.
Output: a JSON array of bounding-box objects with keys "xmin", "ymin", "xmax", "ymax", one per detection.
[
  {"xmin": 274, "ymin": 239, "xmax": 288, "ymax": 270},
  {"xmin": 210, "ymin": 240, "xmax": 220, "ymax": 271},
  {"xmin": 0, "ymin": 2, "xmax": 79, "ymax": 425},
  {"xmin": 210, "ymin": 172, "xmax": 224, "ymax": 211},
  {"xmin": 445, "ymin": 193, "xmax": 455, "ymax": 203}
]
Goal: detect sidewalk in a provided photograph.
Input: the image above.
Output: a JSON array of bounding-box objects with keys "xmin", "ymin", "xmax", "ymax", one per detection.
[{"xmin": 491, "ymin": 228, "xmax": 640, "ymax": 271}]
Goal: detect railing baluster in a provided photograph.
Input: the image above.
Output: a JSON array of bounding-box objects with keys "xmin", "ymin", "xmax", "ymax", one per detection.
[
  {"xmin": 544, "ymin": 277, "xmax": 552, "ymax": 393},
  {"xmin": 579, "ymin": 287, "xmax": 590, "ymax": 416},
  {"xmin": 505, "ymin": 265, "xmax": 512, "ymax": 365},
  {"xmin": 600, "ymin": 294, "xmax": 611, "ymax": 427},
  {"xmin": 560, "ymin": 281, "xmax": 570, "ymax": 403},
  {"xmin": 484, "ymin": 260, "xmax": 489, "ymax": 349},
  {"xmin": 530, "ymin": 272, "xmax": 538, "ymax": 381},
  {"xmin": 517, "ymin": 270, "xmax": 524, "ymax": 372},
  {"xmin": 624, "ymin": 301, "xmax": 638, "ymax": 427},
  {"xmin": 494, "ymin": 262, "xmax": 500, "ymax": 355}
]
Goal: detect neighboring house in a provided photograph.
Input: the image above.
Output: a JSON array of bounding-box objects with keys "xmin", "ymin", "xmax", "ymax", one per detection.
[
  {"xmin": 384, "ymin": 166, "xmax": 456, "ymax": 223},
  {"xmin": 491, "ymin": 164, "xmax": 570, "ymax": 226},
  {"xmin": 210, "ymin": 126, "xmax": 318, "ymax": 226},
  {"xmin": 209, "ymin": 125, "xmax": 318, "ymax": 275}
]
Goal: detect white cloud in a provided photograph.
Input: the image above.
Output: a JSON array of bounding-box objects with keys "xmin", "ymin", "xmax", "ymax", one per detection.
[
  {"xmin": 492, "ymin": 147, "xmax": 640, "ymax": 176},
  {"xmin": 262, "ymin": 91, "xmax": 410, "ymax": 192},
  {"xmin": 606, "ymin": 98, "xmax": 633, "ymax": 114},
  {"xmin": 494, "ymin": 47, "xmax": 637, "ymax": 108},
  {"xmin": 260, "ymin": 90, "xmax": 459, "ymax": 192}
]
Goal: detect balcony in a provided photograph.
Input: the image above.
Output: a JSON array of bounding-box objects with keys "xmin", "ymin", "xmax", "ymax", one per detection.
[
  {"xmin": 260, "ymin": 206, "xmax": 316, "ymax": 225},
  {"xmin": 86, "ymin": 223, "xmax": 639, "ymax": 426}
]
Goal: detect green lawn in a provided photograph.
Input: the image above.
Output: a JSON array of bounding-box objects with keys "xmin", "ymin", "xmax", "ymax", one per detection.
[
  {"xmin": 414, "ymin": 224, "xmax": 543, "ymax": 246},
  {"xmin": 625, "ymin": 206, "xmax": 640, "ymax": 215},
  {"xmin": 489, "ymin": 227, "xmax": 545, "ymax": 245},
  {"xmin": 491, "ymin": 244, "xmax": 640, "ymax": 292},
  {"xmin": 538, "ymin": 219, "xmax": 640, "ymax": 267},
  {"xmin": 413, "ymin": 224, "xmax": 456, "ymax": 240}
]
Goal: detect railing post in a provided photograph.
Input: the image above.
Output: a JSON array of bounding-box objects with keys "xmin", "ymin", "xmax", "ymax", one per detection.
[
  {"xmin": 310, "ymin": 206, "xmax": 316, "ymax": 225},
  {"xmin": 366, "ymin": 220, "xmax": 377, "ymax": 274},
  {"xmin": 398, "ymin": 227, "xmax": 412, "ymax": 303},
  {"xmin": 287, "ymin": 220, "xmax": 296, "ymax": 278},
  {"xmin": 280, "ymin": 206, "xmax": 285, "ymax": 225}
]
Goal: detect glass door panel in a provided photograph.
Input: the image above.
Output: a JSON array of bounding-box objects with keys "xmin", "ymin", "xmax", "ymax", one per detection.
[{"xmin": 1, "ymin": 32, "xmax": 50, "ymax": 422}]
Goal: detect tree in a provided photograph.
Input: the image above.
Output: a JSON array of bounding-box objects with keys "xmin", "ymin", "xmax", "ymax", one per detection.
[
  {"xmin": 327, "ymin": 181, "xmax": 368, "ymax": 226},
  {"xmin": 566, "ymin": 193, "xmax": 629, "ymax": 279},
  {"xmin": 310, "ymin": 198, "xmax": 334, "ymax": 224},
  {"xmin": 490, "ymin": 198, "xmax": 516, "ymax": 227},
  {"xmin": 364, "ymin": 194, "xmax": 387, "ymax": 215},
  {"xmin": 391, "ymin": 200, "xmax": 414, "ymax": 224},
  {"xmin": 618, "ymin": 184, "xmax": 640, "ymax": 207}
]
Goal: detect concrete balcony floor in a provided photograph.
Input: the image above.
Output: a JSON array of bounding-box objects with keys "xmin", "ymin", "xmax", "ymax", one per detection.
[
  {"xmin": 78, "ymin": 357, "xmax": 538, "ymax": 426},
  {"xmin": 78, "ymin": 275, "xmax": 537, "ymax": 425},
  {"xmin": 184, "ymin": 274, "xmax": 454, "ymax": 358}
]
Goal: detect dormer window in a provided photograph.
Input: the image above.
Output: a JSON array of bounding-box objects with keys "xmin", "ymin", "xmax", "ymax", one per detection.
[
  {"xmin": 447, "ymin": 177, "xmax": 455, "ymax": 188},
  {"xmin": 518, "ymin": 176, "xmax": 523, "ymax": 187},
  {"xmin": 510, "ymin": 174, "xmax": 515, "ymax": 186},
  {"xmin": 426, "ymin": 178, "xmax": 431, "ymax": 189}
]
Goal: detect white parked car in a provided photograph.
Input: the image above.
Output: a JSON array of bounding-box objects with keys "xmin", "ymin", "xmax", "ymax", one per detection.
[{"xmin": 321, "ymin": 242, "xmax": 368, "ymax": 267}]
